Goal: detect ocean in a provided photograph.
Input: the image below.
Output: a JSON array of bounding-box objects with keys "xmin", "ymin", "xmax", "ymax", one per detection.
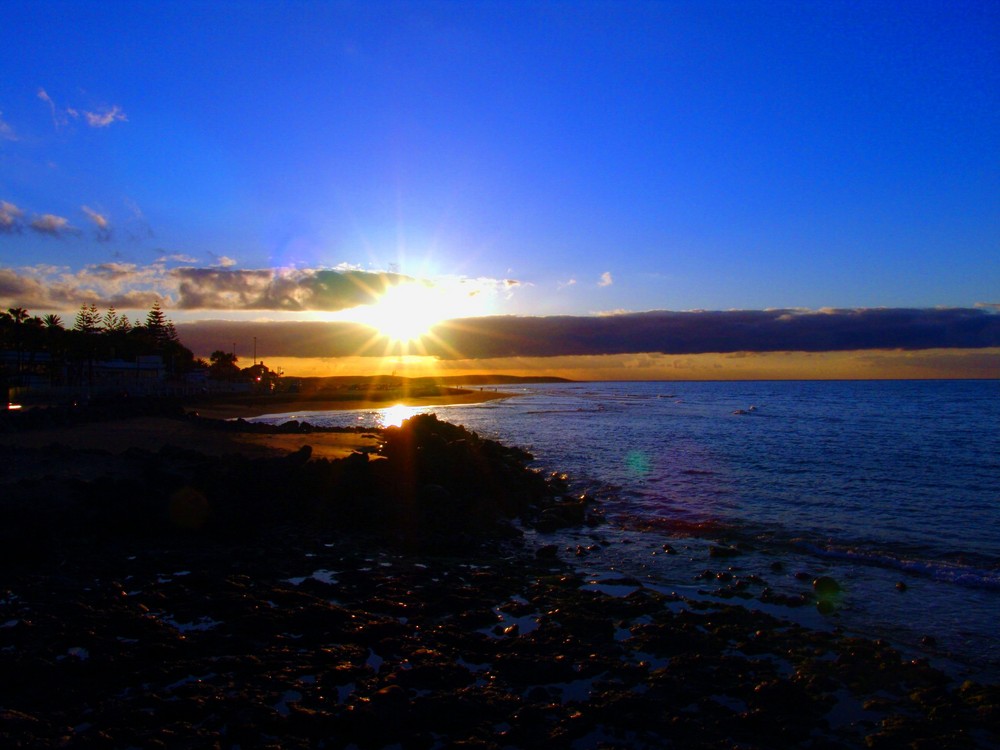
[{"xmin": 251, "ymin": 379, "xmax": 1000, "ymax": 683}]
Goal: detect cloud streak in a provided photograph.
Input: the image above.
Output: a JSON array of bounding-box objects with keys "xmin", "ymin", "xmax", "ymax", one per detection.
[
  {"xmin": 2, "ymin": 200, "xmax": 132, "ymax": 241},
  {"xmin": 36, "ymin": 87, "xmax": 127, "ymax": 130},
  {"xmin": 81, "ymin": 206, "xmax": 111, "ymax": 240},
  {"xmin": 1, "ymin": 203, "xmax": 83, "ymax": 237},
  {"xmin": 0, "ymin": 112, "xmax": 16, "ymax": 141},
  {"xmin": 37, "ymin": 88, "xmax": 65, "ymax": 128}
]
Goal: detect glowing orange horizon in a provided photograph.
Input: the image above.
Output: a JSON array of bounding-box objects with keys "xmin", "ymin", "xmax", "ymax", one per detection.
[{"xmin": 257, "ymin": 347, "xmax": 1000, "ymax": 382}]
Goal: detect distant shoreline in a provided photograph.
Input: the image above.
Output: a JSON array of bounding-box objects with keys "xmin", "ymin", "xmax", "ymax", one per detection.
[{"xmin": 183, "ymin": 385, "xmax": 514, "ymax": 420}]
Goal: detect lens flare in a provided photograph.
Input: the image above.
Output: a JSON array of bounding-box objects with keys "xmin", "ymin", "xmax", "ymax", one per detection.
[{"xmin": 352, "ymin": 282, "xmax": 450, "ymax": 345}]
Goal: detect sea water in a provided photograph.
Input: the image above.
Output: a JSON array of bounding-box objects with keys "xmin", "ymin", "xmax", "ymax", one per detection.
[{"xmin": 252, "ymin": 380, "xmax": 1000, "ymax": 682}]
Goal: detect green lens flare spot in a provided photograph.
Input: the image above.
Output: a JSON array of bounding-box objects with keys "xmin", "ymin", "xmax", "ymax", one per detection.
[{"xmin": 625, "ymin": 451, "xmax": 651, "ymax": 476}]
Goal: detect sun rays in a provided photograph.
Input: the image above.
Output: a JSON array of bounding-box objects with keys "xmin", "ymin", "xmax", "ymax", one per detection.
[
  {"xmin": 352, "ymin": 281, "xmax": 451, "ymax": 346},
  {"xmin": 331, "ymin": 277, "xmax": 491, "ymax": 365}
]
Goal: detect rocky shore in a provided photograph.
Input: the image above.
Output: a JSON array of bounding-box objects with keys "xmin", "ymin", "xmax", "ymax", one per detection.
[{"xmin": 1, "ymin": 405, "xmax": 997, "ymax": 748}]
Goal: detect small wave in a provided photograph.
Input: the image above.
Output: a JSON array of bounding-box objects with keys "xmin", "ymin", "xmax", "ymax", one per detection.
[
  {"xmin": 635, "ymin": 516, "xmax": 733, "ymax": 537},
  {"xmin": 523, "ymin": 408, "xmax": 607, "ymax": 415},
  {"xmin": 794, "ymin": 541, "xmax": 1000, "ymax": 591}
]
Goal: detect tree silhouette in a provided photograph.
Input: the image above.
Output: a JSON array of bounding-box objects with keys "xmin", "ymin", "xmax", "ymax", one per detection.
[
  {"xmin": 73, "ymin": 304, "xmax": 101, "ymax": 334},
  {"xmin": 145, "ymin": 301, "xmax": 168, "ymax": 339},
  {"xmin": 103, "ymin": 306, "xmax": 132, "ymax": 333},
  {"xmin": 7, "ymin": 307, "xmax": 28, "ymax": 325},
  {"xmin": 2, "ymin": 303, "xmax": 200, "ymax": 384},
  {"xmin": 208, "ymin": 350, "xmax": 240, "ymax": 380}
]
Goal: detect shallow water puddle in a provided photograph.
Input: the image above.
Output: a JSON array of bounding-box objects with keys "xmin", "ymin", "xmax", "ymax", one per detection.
[
  {"xmin": 273, "ymin": 689, "xmax": 302, "ymax": 716},
  {"xmin": 160, "ymin": 614, "xmax": 223, "ymax": 632},
  {"xmin": 285, "ymin": 568, "xmax": 339, "ymax": 586},
  {"xmin": 581, "ymin": 580, "xmax": 641, "ymax": 598},
  {"xmin": 482, "ymin": 605, "xmax": 540, "ymax": 638},
  {"xmin": 164, "ymin": 672, "xmax": 217, "ymax": 691}
]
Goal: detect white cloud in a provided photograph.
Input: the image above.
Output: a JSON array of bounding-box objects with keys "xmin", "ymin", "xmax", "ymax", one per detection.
[
  {"xmin": 1, "ymin": 201, "xmax": 24, "ymax": 231},
  {"xmin": 557, "ymin": 278, "xmax": 577, "ymax": 291},
  {"xmin": 30, "ymin": 213, "xmax": 73, "ymax": 236},
  {"xmin": 81, "ymin": 206, "xmax": 109, "ymax": 230},
  {"xmin": 598, "ymin": 271, "xmax": 613, "ymax": 287},
  {"xmin": 215, "ymin": 256, "xmax": 237, "ymax": 267},
  {"xmin": 84, "ymin": 105, "xmax": 127, "ymax": 128},
  {"xmin": 157, "ymin": 253, "xmax": 199, "ymax": 264}
]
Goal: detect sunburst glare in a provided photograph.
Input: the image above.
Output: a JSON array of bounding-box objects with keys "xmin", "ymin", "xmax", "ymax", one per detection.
[
  {"xmin": 357, "ymin": 282, "xmax": 448, "ymax": 344},
  {"xmin": 377, "ymin": 403, "xmax": 425, "ymax": 428},
  {"xmin": 338, "ymin": 279, "xmax": 490, "ymax": 360}
]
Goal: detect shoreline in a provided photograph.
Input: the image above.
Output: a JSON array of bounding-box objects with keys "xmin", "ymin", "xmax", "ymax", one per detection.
[
  {"xmin": 0, "ymin": 407, "xmax": 997, "ymax": 747},
  {"xmin": 0, "ymin": 387, "xmax": 512, "ymax": 462},
  {"xmin": 182, "ymin": 385, "xmax": 513, "ymax": 420}
]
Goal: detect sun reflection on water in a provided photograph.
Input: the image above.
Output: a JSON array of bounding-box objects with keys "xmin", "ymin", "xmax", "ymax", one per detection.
[{"xmin": 376, "ymin": 404, "xmax": 426, "ymax": 428}]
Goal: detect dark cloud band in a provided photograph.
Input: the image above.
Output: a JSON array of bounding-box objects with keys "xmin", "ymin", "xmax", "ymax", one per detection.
[{"xmin": 177, "ymin": 307, "xmax": 1000, "ymax": 360}]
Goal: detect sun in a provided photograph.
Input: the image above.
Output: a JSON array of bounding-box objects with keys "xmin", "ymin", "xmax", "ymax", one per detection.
[{"xmin": 355, "ymin": 281, "xmax": 451, "ymax": 346}]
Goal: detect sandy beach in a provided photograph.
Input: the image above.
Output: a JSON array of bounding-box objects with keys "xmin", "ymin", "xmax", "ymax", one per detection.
[
  {"xmin": 0, "ymin": 387, "xmax": 511, "ymax": 462},
  {"xmin": 182, "ymin": 385, "xmax": 512, "ymax": 420}
]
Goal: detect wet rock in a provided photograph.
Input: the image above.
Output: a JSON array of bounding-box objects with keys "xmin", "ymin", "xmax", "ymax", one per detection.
[
  {"xmin": 709, "ymin": 544, "xmax": 741, "ymax": 558},
  {"xmin": 813, "ymin": 576, "xmax": 841, "ymax": 597},
  {"xmin": 535, "ymin": 544, "xmax": 559, "ymax": 560}
]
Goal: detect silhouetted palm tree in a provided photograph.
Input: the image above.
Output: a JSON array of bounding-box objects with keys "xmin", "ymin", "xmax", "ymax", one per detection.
[{"xmin": 8, "ymin": 307, "xmax": 28, "ymax": 324}]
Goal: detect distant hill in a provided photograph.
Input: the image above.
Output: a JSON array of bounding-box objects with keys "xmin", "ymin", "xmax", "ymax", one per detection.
[
  {"xmin": 410, "ymin": 374, "xmax": 573, "ymax": 386},
  {"xmin": 289, "ymin": 374, "xmax": 572, "ymax": 392}
]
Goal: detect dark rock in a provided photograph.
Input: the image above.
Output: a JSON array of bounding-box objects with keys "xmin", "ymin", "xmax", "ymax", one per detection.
[
  {"xmin": 813, "ymin": 576, "xmax": 841, "ymax": 597},
  {"xmin": 709, "ymin": 544, "xmax": 741, "ymax": 558},
  {"xmin": 535, "ymin": 544, "xmax": 559, "ymax": 560}
]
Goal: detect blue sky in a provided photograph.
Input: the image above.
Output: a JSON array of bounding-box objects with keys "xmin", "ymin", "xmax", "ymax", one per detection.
[{"xmin": 1, "ymin": 0, "xmax": 998, "ymax": 326}]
